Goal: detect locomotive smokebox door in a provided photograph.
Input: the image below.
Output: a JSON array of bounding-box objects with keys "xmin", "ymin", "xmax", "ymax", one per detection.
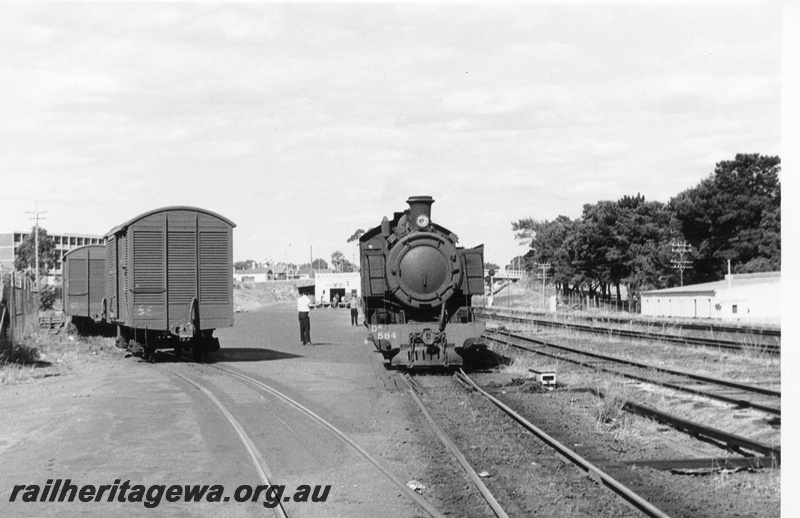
[{"xmin": 385, "ymin": 233, "xmax": 462, "ymax": 308}]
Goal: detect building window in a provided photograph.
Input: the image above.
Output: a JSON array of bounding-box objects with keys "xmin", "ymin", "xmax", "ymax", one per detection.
[{"xmin": 732, "ymin": 305, "xmax": 738, "ymax": 314}]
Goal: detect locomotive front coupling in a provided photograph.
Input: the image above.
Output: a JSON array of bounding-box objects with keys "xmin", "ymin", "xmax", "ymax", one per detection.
[{"xmin": 409, "ymin": 328, "xmax": 446, "ymax": 358}]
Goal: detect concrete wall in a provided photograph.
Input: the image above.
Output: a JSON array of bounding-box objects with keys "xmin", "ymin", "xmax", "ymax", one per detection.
[
  {"xmin": 715, "ymin": 283, "xmax": 780, "ymax": 321},
  {"xmin": 641, "ymin": 294, "xmax": 715, "ymax": 319}
]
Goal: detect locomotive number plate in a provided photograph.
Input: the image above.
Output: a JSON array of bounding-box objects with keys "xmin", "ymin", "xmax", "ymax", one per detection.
[{"xmin": 370, "ymin": 325, "xmax": 397, "ymax": 340}]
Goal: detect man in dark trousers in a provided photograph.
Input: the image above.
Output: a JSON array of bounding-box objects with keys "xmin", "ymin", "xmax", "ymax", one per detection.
[
  {"xmin": 297, "ymin": 289, "xmax": 312, "ymax": 345},
  {"xmin": 350, "ymin": 295, "xmax": 359, "ymax": 326}
]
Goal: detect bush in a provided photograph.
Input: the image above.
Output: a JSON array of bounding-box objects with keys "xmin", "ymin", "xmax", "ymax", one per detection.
[{"xmin": 39, "ymin": 285, "xmax": 60, "ymax": 311}]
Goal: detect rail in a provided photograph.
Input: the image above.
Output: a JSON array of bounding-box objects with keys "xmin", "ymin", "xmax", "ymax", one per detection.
[
  {"xmin": 402, "ymin": 374, "xmax": 509, "ymax": 518},
  {"xmin": 455, "ymin": 369, "xmax": 672, "ymax": 518},
  {"xmin": 478, "ymin": 310, "xmax": 780, "ymax": 355},
  {"xmin": 483, "ymin": 332, "xmax": 780, "ymax": 460}
]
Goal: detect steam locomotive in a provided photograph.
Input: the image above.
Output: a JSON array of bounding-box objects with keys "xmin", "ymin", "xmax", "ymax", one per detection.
[{"xmin": 359, "ymin": 196, "xmax": 486, "ymax": 368}]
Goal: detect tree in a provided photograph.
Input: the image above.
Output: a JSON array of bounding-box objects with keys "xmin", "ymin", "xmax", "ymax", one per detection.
[
  {"xmin": 514, "ymin": 195, "xmax": 678, "ymax": 308},
  {"xmin": 341, "ymin": 258, "xmax": 357, "ymax": 272},
  {"xmin": 513, "ymin": 215, "xmax": 580, "ymax": 297},
  {"xmin": 234, "ymin": 260, "xmax": 257, "ymax": 271},
  {"xmin": 39, "ymin": 284, "xmax": 59, "ymax": 311},
  {"xmin": 346, "ymin": 230, "xmax": 365, "ymax": 273},
  {"xmin": 312, "ymin": 258, "xmax": 328, "ymax": 270},
  {"xmin": 330, "ymin": 251, "xmax": 348, "ymax": 272},
  {"xmin": 346, "ymin": 229, "xmax": 365, "ymax": 243},
  {"xmin": 670, "ymin": 154, "xmax": 780, "ymax": 281},
  {"xmin": 14, "ymin": 226, "xmax": 56, "ymax": 278},
  {"xmin": 506, "ymin": 256, "xmax": 528, "ymax": 271}
]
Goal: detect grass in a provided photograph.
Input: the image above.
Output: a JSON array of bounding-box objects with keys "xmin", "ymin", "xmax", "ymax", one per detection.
[
  {"xmin": 0, "ymin": 331, "xmax": 117, "ymax": 386},
  {"xmin": 502, "ymin": 353, "xmax": 561, "ymax": 380},
  {"xmin": 711, "ymin": 462, "xmax": 781, "ymax": 498},
  {"xmin": 591, "ymin": 377, "xmax": 633, "ymax": 430}
]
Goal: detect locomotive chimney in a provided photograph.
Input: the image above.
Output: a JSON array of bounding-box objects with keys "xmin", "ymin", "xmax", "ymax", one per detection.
[{"xmin": 407, "ymin": 196, "xmax": 434, "ymax": 229}]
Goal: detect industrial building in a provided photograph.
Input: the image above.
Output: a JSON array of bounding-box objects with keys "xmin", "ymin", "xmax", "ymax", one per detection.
[
  {"xmin": 640, "ymin": 272, "xmax": 780, "ymax": 324},
  {"xmin": 313, "ymin": 272, "xmax": 360, "ymax": 306},
  {"xmin": 231, "ymin": 268, "xmax": 360, "ymax": 306},
  {"xmin": 0, "ymin": 231, "xmax": 105, "ymax": 283}
]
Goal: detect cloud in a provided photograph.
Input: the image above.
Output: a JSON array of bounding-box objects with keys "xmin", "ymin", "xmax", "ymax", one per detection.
[{"xmin": 0, "ymin": 3, "xmax": 782, "ymax": 265}]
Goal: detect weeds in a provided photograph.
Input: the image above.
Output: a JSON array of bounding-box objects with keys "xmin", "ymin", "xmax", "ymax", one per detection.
[
  {"xmin": 503, "ymin": 354, "xmax": 560, "ymax": 379},
  {"xmin": 0, "ymin": 331, "xmax": 117, "ymax": 386},
  {"xmin": 712, "ymin": 463, "xmax": 780, "ymax": 499},
  {"xmin": 592, "ymin": 377, "xmax": 632, "ymax": 430}
]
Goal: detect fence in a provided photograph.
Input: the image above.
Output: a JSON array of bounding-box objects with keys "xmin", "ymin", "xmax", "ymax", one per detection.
[
  {"xmin": 558, "ymin": 291, "xmax": 632, "ymax": 313},
  {"xmin": 1, "ymin": 266, "xmax": 39, "ymax": 359}
]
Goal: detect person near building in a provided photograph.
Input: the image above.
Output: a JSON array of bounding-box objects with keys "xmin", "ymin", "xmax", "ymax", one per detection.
[
  {"xmin": 332, "ymin": 294, "xmax": 339, "ymax": 309},
  {"xmin": 350, "ymin": 295, "xmax": 359, "ymax": 326},
  {"xmin": 297, "ymin": 289, "xmax": 312, "ymax": 345}
]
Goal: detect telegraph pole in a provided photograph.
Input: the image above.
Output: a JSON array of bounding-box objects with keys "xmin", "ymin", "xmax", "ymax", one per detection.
[
  {"xmin": 671, "ymin": 241, "xmax": 692, "ymax": 286},
  {"xmin": 25, "ymin": 203, "xmax": 47, "ymax": 305}
]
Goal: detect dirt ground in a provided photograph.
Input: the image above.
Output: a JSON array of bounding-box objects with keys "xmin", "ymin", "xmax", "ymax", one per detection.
[
  {"xmin": 0, "ymin": 297, "xmax": 783, "ymax": 517},
  {"xmin": 2, "ymin": 304, "xmax": 498, "ymax": 517}
]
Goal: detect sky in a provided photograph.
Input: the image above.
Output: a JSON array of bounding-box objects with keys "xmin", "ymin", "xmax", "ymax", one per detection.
[
  {"xmin": 0, "ymin": 0, "xmax": 797, "ymax": 498},
  {"xmin": 0, "ymin": 2, "xmax": 790, "ymax": 269}
]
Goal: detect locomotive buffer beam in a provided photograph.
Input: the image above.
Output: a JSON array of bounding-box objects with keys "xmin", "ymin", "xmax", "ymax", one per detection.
[{"xmin": 367, "ymin": 321, "xmax": 486, "ymax": 368}]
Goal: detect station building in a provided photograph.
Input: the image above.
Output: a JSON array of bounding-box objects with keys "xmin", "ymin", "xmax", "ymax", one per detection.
[
  {"xmin": 640, "ymin": 272, "xmax": 780, "ymax": 324},
  {"xmin": 0, "ymin": 231, "xmax": 105, "ymax": 283}
]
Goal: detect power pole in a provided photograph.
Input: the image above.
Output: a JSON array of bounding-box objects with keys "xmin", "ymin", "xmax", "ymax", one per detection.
[
  {"xmin": 25, "ymin": 204, "xmax": 47, "ymax": 305},
  {"xmin": 670, "ymin": 241, "xmax": 692, "ymax": 286}
]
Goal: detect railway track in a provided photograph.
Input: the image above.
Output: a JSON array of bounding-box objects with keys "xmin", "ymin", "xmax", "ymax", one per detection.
[
  {"xmin": 475, "ymin": 308, "xmax": 780, "ymax": 338},
  {"xmin": 162, "ymin": 353, "xmax": 451, "ymax": 518},
  {"xmin": 483, "ymin": 330, "xmax": 780, "ymax": 462},
  {"xmin": 484, "ymin": 329, "xmax": 781, "ymax": 416},
  {"xmin": 477, "ymin": 310, "xmax": 780, "ymax": 355},
  {"xmin": 402, "ymin": 374, "xmax": 510, "ymax": 518},
  {"xmin": 452, "ymin": 369, "xmax": 672, "ymax": 518},
  {"xmin": 167, "ymin": 368, "xmax": 289, "ymax": 518}
]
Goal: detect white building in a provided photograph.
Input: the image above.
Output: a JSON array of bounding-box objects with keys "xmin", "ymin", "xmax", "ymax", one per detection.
[
  {"xmin": 313, "ymin": 272, "xmax": 360, "ymax": 306},
  {"xmin": 233, "ymin": 267, "xmax": 272, "ymax": 283},
  {"xmin": 640, "ymin": 272, "xmax": 780, "ymax": 324}
]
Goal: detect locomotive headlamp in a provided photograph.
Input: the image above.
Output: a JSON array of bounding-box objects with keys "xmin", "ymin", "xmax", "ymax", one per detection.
[{"xmin": 415, "ymin": 214, "xmax": 430, "ymax": 228}]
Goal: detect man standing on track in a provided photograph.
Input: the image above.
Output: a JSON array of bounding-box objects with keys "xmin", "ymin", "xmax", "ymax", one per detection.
[{"xmin": 297, "ymin": 289, "xmax": 312, "ymax": 345}]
